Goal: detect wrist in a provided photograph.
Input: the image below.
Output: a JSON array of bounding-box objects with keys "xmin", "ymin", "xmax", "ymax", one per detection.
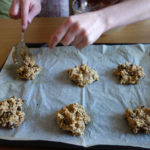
[
  {"xmin": 94, "ymin": 10, "xmax": 109, "ymax": 33},
  {"xmin": 96, "ymin": 5, "xmax": 124, "ymax": 32}
]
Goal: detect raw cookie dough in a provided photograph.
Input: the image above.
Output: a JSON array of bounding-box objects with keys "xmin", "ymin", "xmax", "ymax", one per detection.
[
  {"xmin": 56, "ymin": 103, "xmax": 91, "ymax": 136},
  {"xmin": 125, "ymin": 106, "xmax": 150, "ymax": 134},
  {"xmin": 16, "ymin": 55, "xmax": 41, "ymax": 80},
  {"xmin": 12, "ymin": 45, "xmax": 29, "ymax": 65},
  {"xmin": 114, "ymin": 62, "xmax": 145, "ymax": 84},
  {"xmin": 67, "ymin": 64, "xmax": 99, "ymax": 87},
  {"xmin": 0, "ymin": 96, "xmax": 25, "ymax": 128}
]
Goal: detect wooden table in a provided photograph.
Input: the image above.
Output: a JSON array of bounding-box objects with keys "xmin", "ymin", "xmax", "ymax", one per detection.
[{"xmin": 0, "ymin": 18, "xmax": 150, "ymax": 150}]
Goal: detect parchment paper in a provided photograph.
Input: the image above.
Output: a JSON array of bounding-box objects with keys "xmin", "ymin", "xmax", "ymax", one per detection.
[{"xmin": 0, "ymin": 44, "xmax": 150, "ymax": 148}]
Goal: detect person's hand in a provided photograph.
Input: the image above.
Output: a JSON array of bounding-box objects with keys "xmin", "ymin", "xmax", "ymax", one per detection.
[
  {"xmin": 9, "ymin": 0, "xmax": 42, "ymax": 31},
  {"xmin": 49, "ymin": 12, "xmax": 106, "ymax": 49}
]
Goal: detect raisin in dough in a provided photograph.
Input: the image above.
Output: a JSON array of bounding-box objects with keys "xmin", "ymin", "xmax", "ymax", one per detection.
[
  {"xmin": 0, "ymin": 96, "xmax": 25, "ymax": 128},
  {"xmin": 56, "ymin": 103, "xmax": 91, "ymax": 136},
  {"xmin": 67, "ymin": 64, "xmax": 99, "ymax": 87},
  {"xmin": 125, "ymin": 106, "xmax": 150, "ymax": 134},
  {"xmin": 114, "ymin": 62, "xmax": 145, "ymax": 84},
  {"xmin": 16, "ymin": 55, "xmax": 41, "ymax": 80}
]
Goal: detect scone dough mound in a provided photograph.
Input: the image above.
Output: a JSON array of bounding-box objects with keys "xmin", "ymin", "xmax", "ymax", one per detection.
[
  {"xmin": 67, "ymin": 64, "xmax": 99, "ymax": 87},
  {"xmin": 114, "ymin": 62, "xmax": 145, "ymax": 84},
  {"xmin": 0, "ymin": 96, "xmax": 25, "ymax": 128},
  {"xmin": 56, "ymin": 103, "xmax": 91, "ymax": 136},
  {"xmin": 16, "ymin": 55, "xmax": 41, "ymax": 80},
  {"xmin": 125, "ymin": 106, "xmax": 150, "ymax": 134}
]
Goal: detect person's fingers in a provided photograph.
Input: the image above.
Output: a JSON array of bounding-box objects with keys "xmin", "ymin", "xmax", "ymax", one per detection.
[
  {"xmin": 9, "ymin": 0, "xmax": 20, "ymax": 19},
  {"xmin": 28, "ymin": 4, "xmax": 41, "ymax": 23},
  {"xmin": 71, "ymin": 30, "xmax": 87, "ymax": 47},
  {"xmin": 21, "ymin": 0, "xmax": 30, "ymax": 31},
  {"xmin": 75, "ymin": 37, "xmax": 89, "ymax": 50},
  {"xmin": 71, "ymin": 36, "xmax": 83, "ymax": 48},
  {"xmin": 49, "ymin": 17, "xmax": 73, "ymax": 49},
  {"xmin": 61, "ymin": 23, "xmax": 81, "ymax": 46},
  {"xmin": 71, "ymin": 30, "xmax": 92, "ymax": 49}
]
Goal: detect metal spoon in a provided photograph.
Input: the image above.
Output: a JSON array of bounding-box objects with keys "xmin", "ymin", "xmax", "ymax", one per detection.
[{"xmin": 12, "ymin": 31, "xmax": 29, "ymax": 65}]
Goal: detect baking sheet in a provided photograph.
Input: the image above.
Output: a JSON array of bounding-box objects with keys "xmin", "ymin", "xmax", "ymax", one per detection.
[{"xmin": 0, "ymin": 44, "xmax": 150, "ymax": 148}]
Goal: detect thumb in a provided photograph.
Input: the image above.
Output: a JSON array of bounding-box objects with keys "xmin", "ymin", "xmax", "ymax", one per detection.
[{"xmin": 28, "ymin": 5, "xmax": 41, "ymax": 23}]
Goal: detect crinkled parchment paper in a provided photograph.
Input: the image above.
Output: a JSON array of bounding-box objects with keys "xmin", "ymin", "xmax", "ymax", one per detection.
[{"xmin": 0, "ymin": 44, "xmax": 150, "ymax": 148}]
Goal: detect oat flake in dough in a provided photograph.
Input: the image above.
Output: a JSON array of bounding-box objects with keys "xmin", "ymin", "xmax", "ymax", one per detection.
[
  {"xmin": 67, "ymin": 64, "xmax": 99, "ymax": 87},
  {"xmin": 0, "ymin": 96, "xmax": 25, "ymax": 129},
  {"xmin": 56, "ymin": 103, "xmax": 91, "ymax": 136},
  {"xmin": 114, "ymin": 62, "xmax": 145, "ymax": 84},
  {"xmin": 125, "ymin": 106, "xmax": 150, "ymax": 134},
  {"xmin": 16, "ymin": 55, "xmax": 41, "ymax": 80}
]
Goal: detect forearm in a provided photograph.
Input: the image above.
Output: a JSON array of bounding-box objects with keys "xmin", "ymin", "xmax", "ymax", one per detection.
[
  {"xmin": 49, "ymin": 0, "xmax": 150, "ymax": 49},
  {"xmin": 97, "ymin": 0, "xmax": 150, "ymax": 31}
]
